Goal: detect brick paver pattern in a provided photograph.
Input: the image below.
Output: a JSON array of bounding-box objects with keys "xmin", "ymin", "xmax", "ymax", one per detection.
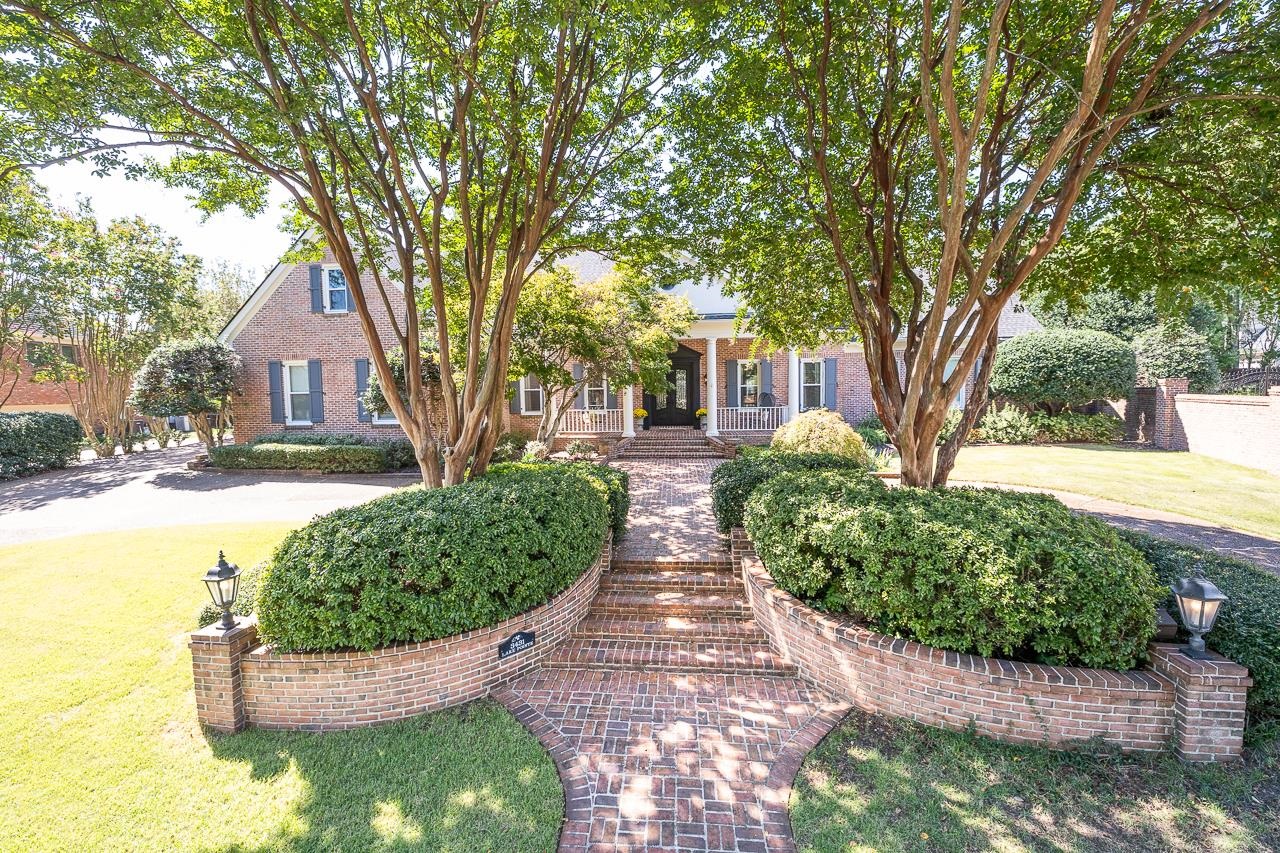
[{"xmin": 505, "ymin": 431, "xmax": 848, "ymax": 852}]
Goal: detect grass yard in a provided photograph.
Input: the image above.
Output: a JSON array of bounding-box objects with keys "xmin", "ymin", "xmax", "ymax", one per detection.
[
  {"xmin": 0, "ymin": 524, "xmax": 563, "ymax": 852},
  {"xmin": 947, "ymin": 444, "xmax": 1280, "ymax": 541},
  {"xmin": 792, "ymin": 711, "xmax": 1280, "ymax": 853}
]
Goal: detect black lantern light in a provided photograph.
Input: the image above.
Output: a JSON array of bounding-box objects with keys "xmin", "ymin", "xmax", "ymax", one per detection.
[
  {"xmin": 202, "ymin": 551, "xmax": 242, "ymax": 630},
  {"xmin": 1170, "ymin": 566, "xmax": 1228, "ymax": 659}
]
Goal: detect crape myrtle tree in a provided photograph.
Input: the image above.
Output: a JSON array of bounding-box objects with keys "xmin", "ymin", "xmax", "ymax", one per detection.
[
  {"xmin": 130, "ymin": 338, "xmax": 244, "ymax": 448},
  {"xmin": 640, "ymin": 0, "xmax": 1278, "ymax": 486},
  {"xmin": 1, "ymin": 0, "xmax": 715, "ymax": 486},
  {"xmin": 509, "ymin": 263, "xmax": 695, "ymax": 442},
  {"xmin": 0, "ymin": 172, "xmax": 57, "ymax": 406}
]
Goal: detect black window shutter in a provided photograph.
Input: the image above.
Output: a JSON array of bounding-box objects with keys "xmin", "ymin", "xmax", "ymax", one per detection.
[
  {"xmin": 308, "ymin": 359, "xmax": 324, "ymax": 423},
  {"xmin": 508, "ymin": 381, "xmax": 520, "ymax": 414},
  {"xmin": 606, "ymin": 383, "xmax": 618, "ymax": 410},
  {"xmin": 823, "ymin": 357, "xmax": 838, "ymax": 409},
  {"xmin": 268, "ymin": 361, "xmax": 285, "ymax": 424},
  {"xmin": 760, "ymin": 359, "xmax": 774, "ymax": 404},
  {"xmin": 726, "ymin": 359, "xmax": 739, "ymax": 407},
  {"xmin": 355, "ymin": 359, "xmax": 371, "ymax": 422},
  {"xmin": 572, "ymin": 364, "xmax": 585, "ymax": 410},
  {"xmin": 309, "ymin": 265, "xmax": 324, "ymax": 313}
]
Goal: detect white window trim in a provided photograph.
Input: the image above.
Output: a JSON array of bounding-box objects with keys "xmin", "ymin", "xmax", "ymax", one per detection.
[
  {"xmin": 371, "ymin": 409, "xmax": 399, "ymax": 424},
  {"xmin": 283, "ymin": 360, "xmax": 312, "ymax": 426},
  {"xmin": 800, "ymin": 358, "xmax": 824, "ymax": 411},
  {"xmin": 584, "ymin": 374, "xmax": 609, "ymax": 411},
  {"xmin": 519, "ymin": 375, "xmax": 543, "ymax": 415},
  {"xmin": 322, "ymin": 265, "xmax": 350, "ymax": 314},
  {"xmin": 738, "ymin": 360, "xmax": 761, "ymax": 408}
]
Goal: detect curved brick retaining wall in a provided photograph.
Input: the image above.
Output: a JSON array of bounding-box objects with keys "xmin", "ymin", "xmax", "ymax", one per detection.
[
  {"xmin": 191, "ymin": 543, "xmax": 609, "ymax": 732},
  {"xmin": 730, "ymin": 530, "xmax": 1250, "ymax": 763}
]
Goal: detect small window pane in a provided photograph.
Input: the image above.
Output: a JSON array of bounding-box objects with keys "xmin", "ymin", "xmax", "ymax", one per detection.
[
  {"xmin": 327, "ymin": 269, "xmax": 348, "ymax": 311},
  {"xmin": 802, "ymin": 385, "xmax": 822, "ymax": 410},
  {"xmin": 288, "ymin": 364, "xmax": 310, "ymax": 393},
  {"xmin": 290, "ymin": 394, "xmax": 311, "ymax": 422},
  {"xmin": 803, "ymin": 361, "xmax": 822, "ymax": 384},
  {"xmin": 740, "ymin": 362, "xmax": 759, "ymax": 407},
  {"xmin": 675, "ymin": 371, "xmax": 687, "ymax": 409},
  {"xmin": 587, "ymin": 386, "xmax": 606, "ymax": 409}
]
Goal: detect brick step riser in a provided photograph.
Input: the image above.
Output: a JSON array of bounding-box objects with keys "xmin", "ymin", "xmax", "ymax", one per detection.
[
  {"xmin": 599, "ymin": 581, "xmax": 738, "ymax": 597},
  {"xmin": 589, "ymin": 602, "xmax": 750, "ymax": 619},
  {"xmin": 543, "ymin": 650, "xmax": 797, "ymax": 676},
  {"xmin": 569, "ymin": 621, "xmax": 768, "ymax": 642},
  {"xmin": 543, "ymin": 660, "xmax": 798, "ymax": 677},
  {"xmin": 617, "ymin": 452, "xmax": 723, "ymax": 459}
]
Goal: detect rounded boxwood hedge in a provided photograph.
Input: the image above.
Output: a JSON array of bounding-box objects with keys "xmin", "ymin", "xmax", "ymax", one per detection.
[
  {"xmin": 744, "ymin": 470, "xmax": 1163, "ymax": 670},
  {"xmin": 989, "ymin": 329, "xmax": 1136, "ymax": 411},
  {"xmin": 709, "ymin": 450, "xmax": 872, "ymax": 533},
  {"xmin": 770, "ymin": 409, "xmax": 870, "ymax": 464},
  {"xmin": 0, "ymin": 411, "xmax": 82, "ymax": 480},
  {"xmin": 1133, "ymin": 321, "xmax": 1221, "ymax": 393},
  {"xmin": 256, "ymin": 464, "xmax": 609, "ymax": 652},
  {"xmin": 486, "ymin": 461, "xmax": 629, "ymax": 539}
]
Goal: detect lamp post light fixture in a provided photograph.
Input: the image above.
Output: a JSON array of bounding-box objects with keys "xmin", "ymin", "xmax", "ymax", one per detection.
[
  {"xmin": 1170, "ymin": 566, "xmax": 1228, "ymax": 660},
  {"xmin": 202, "ymin": 551, "xmax": 242, "ymax": 630}
]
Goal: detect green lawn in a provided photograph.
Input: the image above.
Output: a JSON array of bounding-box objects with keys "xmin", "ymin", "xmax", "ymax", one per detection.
[
  {"xmin": 0, "ymin": 524, "xmax": 563, "ymax": 852},
  {"xmin": 947, "ymin": 444, "xmax": 1280, "ymax": 541},
  {"xmin": 792, "ymin": 711, "xmax": 1280, "ymax": 853}
]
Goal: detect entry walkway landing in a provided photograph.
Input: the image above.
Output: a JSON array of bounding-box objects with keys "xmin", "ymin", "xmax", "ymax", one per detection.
[{"xmin": 499, "ymin": 458, "xmax": 848, "ymax": 852}]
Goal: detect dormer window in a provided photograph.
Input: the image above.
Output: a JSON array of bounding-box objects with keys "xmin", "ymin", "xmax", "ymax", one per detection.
[{"xmin": 324, "ymin": 267, "xmax": 349, "ymax": 313}]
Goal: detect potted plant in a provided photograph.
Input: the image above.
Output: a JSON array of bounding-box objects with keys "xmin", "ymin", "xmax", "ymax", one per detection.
[
  {"xmin": 695, "ymin": 406, "xmax": 708, "ymax": 430},
  {"xmin": 634, "ymin": 407, "xmax": 649, "ymax": 430}
]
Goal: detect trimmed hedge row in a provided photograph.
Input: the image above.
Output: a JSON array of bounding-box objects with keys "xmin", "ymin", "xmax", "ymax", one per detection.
[
  {"xmin": 250, "ymin": 430, "xmax": 417, "ymax": 470},
  {"xmin": 257, "ymin": 464, "xmax": 609, "ymax": 652},
  {"xmin": 744, "ymin": 470, "xmax": 1163, "ymax": 670},
  {"xmin": 208, "ymin": 442, "xmax": 387, "ymax": 473},
  {"xmin": 0, "ymin": 412, "xmax": 82, "ymax": 480},
  {"xmin": 486, "ymin": 461, "xmax": 630, "ymax": 539},
  {"xmin": 1121, "ymin": 531, "xmax": 1279, "ymax": 722},
  {"xmin": 990, "ymin": 329, "xmax": 1136, "ymax": 409},
  {"xmin": 710, "ymin": 451, "xmax": 871, "ymax": 533},
  {"xmin": 973, "ymin": 408, "xmax": 1123, "ymax": 445}
]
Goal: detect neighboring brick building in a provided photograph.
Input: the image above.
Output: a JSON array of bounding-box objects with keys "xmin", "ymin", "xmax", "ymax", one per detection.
[
  {"xmin": 221, "ymin": 245, "xmax": 1041, "ymax": 446},
  {"xmin": 0, "ymin": 335, "xmax": 80, "ymax": 415}
]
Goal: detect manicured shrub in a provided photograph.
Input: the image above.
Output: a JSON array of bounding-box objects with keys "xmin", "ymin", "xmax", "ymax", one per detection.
[
  {"xmin": 937, "ymin": 408, "xmax": 963, "ymax": 446},
  {"xmin": 1028, "ymin": 411, "xmax": 1123, "ymax": 444},
  {"xmin": 208, "ymin": 442, "xmax": 388, "ymax": 473},
  {"xmin": 1133, "ymin": 321, "xmax": 1221, "ymax": 392},
  {"xmin": 256, "ymin": 465, "xmax": 609, "ymax": 651},
  {"xmin": 487, "ymin": 461, "xmax": 629, "ymax": 539},
  {"xmin": 989, "ymin": 329, "xmax": 1137, "ymax": 412},
  {"xmin": 196, "ymin": 561, "xmax": 264, "ymax": 628},
  {"xmin": 130, "ymin": 338, "xmax": 242, "ymax": 446},
  {"xmin": 564, "ymin": 439, "xmax": 597, "ymax": 460},
  {"xmin": 974, "ymin": 405, "xmax": 1036, "ymax": 444},
  {"xmin": 771, "ymin": 409, "xmax": 870, "ymax": 465},
  {"xmin": 854, "ymin": 414, "xmax": 889, "ymax": 448},
  {"xmin": 709, "ymin": 450, "xmax": 871, "ymax": 533},
  {"xmin": 492, "ymin": 431, "xmax": 531, "ymax": 463},
  {"xmin": 248, "ymin": 431, "xmax": 417, "ymax": 470},
  {"xmin": 522, "ymin": 440, "xmax": 550, "ymax": 461},
  {"xmin": 0, "ymin": 412, "xmax": 83, "ymax": 480},
  {"xmin": 1121, "ymin": 531, "xmax": 1280, "ymax": 723},
  {"xmin": 745, "ymin": 471, "xmax": 1163, "ymax": 669}
]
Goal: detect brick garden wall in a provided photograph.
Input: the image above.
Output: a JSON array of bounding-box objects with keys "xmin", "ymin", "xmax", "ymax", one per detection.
[
  {"xmin": 731, "ymin": 530, "xmax": 1251, "ymax": 762},
  {"xmin": 191, "ymin": 543, "xmax": 608, "ymax": 732},
  {"xmin": 1153, "ymin": 380, "xmax": 1280, "ymax": 476}
]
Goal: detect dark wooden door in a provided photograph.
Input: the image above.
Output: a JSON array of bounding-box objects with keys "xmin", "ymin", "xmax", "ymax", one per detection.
[{"xmin": 649, "ymin": 352, "xmax": 700, "ymax": 426}]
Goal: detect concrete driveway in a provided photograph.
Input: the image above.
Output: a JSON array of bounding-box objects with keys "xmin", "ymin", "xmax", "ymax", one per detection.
[{"xmin": 0, "ymin": 446, "xmax": 406, "ymax": 546}]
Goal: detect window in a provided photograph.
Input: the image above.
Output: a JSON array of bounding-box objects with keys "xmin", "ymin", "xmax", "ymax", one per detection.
[
  {"xmin": 738, "ymin": 361, "xmax": 760, "ymax": 407},
  {"xmin": 800, "ymin": 359, "xmax": 823, "ymax": 411},
  {"xmin": 944, "ymin": 357, "xmax": 966, "ymax": 410},
  {"xmin": 284, "ymin": 361, "xmax": 312, "ymax": 424},
  {"xmin": 25, "ymin": 342, "xmax": 76, "ymax": 366},
  {"xmin": 324, "ymin": 267, "xmax": 349, "ymax": 313},
  {"xmin": 520, "ymin": 374, "xmax": 543, "ymax": 414},
  {"xmin": 584, "ymin": 375, "xmax": 608, "ymax": 410},
  {"xmin": 372, "ymin": 408, "xmax": 398, "ymax": 424}
]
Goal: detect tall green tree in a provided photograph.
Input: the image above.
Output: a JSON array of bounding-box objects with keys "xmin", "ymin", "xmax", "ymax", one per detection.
[
  {"xmin": 640, "ymin": 0, "xmax": 1277, "ymax": 486},
  {"xmin": 35, "ymin": 210, "xmax": 202, "ymax": 456},
  {"xmin": 0, "ymin": 172, "xmax": 58, "ymax": 405},
  {"xmin": 510, "ymin": 263, "xmax": 695, "ymax": 441},
  {"xmin": 1, "ymin": 0, "xmax": 712, "ymax": 486}
]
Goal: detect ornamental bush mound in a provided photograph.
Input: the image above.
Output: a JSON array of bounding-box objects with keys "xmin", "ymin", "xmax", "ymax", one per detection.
[
  {"xmin": 710, "ymin": 450, "xmax": 871, "ymax": 533},
  {"xmin": 1122, "ymin": 531, "xmax": 1279, "ymax": 723},
  {"xmin": 990, "ymin": 329, "xmax": 1136, "ymax": 411},
  {"xmin": 0, "ymin": 412, "xmax": 82, "ymax": 480},
  {"xmin": 209, "ymin": 442, "xmax": 387, "ymax": 473},
  {"xmin": 487, "ymin": 461, "xmax": 629, "ymax": 539},
  {"xmin": 744, "ymin": 470, "xmax": 1162, "ymax": 669},
  {"xmin": 1133, "ymin": 321, "xmax": 1221, "ymax": 392},
  {"xmin": 257, "ymin": 464, "xmax": 609, "ymax": 652},
  {"xmin": 771, "ymin": 409, "xmax": 870, "ymax": 464}
]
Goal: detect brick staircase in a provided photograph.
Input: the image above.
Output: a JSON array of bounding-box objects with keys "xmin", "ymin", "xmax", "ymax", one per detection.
[
  {"xmin": 613, "ymin": 426, "xmax": 725, "ymax": 459},
  {"xmin": 545, "ymin": 553, "xmax": 797, "ymax": 676}
]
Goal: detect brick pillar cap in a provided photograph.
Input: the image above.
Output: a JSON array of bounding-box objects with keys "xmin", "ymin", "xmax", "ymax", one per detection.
[{"xmin": 190, "ymin": 614, "xmax": 259, "ymax": 644}]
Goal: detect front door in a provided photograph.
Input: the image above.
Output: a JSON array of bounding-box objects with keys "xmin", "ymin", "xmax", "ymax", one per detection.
[{"xmin": 648, "ymin": 347, "xmax": 701, "ymax": 426}]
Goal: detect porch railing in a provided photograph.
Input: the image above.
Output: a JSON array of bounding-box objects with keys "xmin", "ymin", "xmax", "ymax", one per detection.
[
  {"xmin": 719, "ymin": 406, "xmax": 789, "ymax": 432},
  {"xmin": 561, "ymin": 408, "xmax": 623, "ymax": 434}
]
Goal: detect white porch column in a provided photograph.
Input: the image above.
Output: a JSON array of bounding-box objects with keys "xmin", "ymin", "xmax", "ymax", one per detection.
[
  {"xmin": 787, "ymin": 348, "xmax": 801, "ymax": 421},
  {"xmin": 622, "ymin": 385, "xmax": 636, "ymax": 438},
  {"xmin": 705, "ymin": 337, "xmax": 720, "ymax": 437}
]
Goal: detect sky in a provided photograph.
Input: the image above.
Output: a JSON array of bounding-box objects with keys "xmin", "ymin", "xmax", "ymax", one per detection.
[{"xmin": 33, "ymin": 159, "xmax": 296, "ymax": 283}]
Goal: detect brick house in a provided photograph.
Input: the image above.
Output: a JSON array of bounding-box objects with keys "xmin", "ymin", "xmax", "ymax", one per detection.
[
  {"xmin": 220, "ymin": 246, "xmax": 1041, "ymax": 447},
  {"xmin": 0, "ymin": 334, "xmax": 82, "ymax": 415}
]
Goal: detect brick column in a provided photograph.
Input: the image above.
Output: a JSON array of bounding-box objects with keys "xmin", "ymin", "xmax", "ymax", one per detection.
[
  {"xmin": 190, "ymin": 617, "xmax": 259, "ymax": 733},
  {"xmin": 1148, "ymin": 643, "xmax": 1252, "ymax": 763},
  {"xmin": 1152, "ymin": 378, "xmax": 1190, "ymax": 450}
]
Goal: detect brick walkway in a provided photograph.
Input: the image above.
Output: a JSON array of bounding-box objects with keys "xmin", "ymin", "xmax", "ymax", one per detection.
[{"xmin": 500, "ymin": 457, "xmax": 848, "ymax": 852}]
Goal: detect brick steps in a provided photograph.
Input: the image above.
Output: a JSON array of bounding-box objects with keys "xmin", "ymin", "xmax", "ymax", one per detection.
[
  {"xmin": 587, "ymin": 589, "xmax": 752, "ymax": 618},
  {"xmin": 615, "ymin": 428, "xmax": 722, "ymax": 461},
  {"xmin": 600, "ymin": 570, "xmax": 738, "ymax": 594},
  {"xmin": 570, "ymin": 614, "xmax": 767, "ymax": 641},
  {"xmin": 545, "ymin": 638, "xmax": 796, "ymax": 675},
  {"xmin": 611, "ymin": 555, "xmax": 733, "ymax": 573}
]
